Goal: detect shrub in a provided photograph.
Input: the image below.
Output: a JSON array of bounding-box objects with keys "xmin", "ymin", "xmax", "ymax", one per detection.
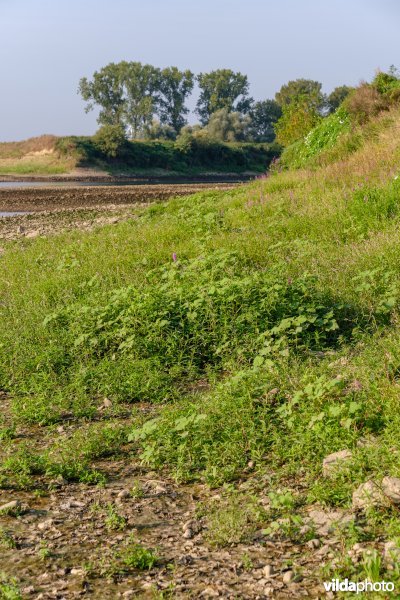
[
  {"xmin": 343, "ymin": 84, "xmax": 388, "ymax": 124},
  {"xmin": 93, "ymin": 124, "xmax": 127, "ymax": 158},
  {"xmin": 274, "ymin": 96, "xmax": 322, "ymax": 146}
]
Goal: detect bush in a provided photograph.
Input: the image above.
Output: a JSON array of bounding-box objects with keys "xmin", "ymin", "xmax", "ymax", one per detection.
[
  {"xmin": 343, "ymin": 84, "xmax": 388, "ymax": 124},
  {"xmin": 93, "ymin": 124, "xmax": 127, "ymax": 158},
  {"xmin": 274, "ymin": 96, "xmax": 321, "ymax": 146}
]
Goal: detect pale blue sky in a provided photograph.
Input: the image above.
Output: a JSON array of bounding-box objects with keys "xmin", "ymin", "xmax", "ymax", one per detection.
[{"xmin": 0, "ymin": 0, "xmax": 399, "ymax": 141}]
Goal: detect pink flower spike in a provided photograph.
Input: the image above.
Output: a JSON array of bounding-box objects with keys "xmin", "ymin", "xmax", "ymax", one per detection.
[{"xmin": 172, "ymin": 252, "xmax": 177, "ymax": 262}]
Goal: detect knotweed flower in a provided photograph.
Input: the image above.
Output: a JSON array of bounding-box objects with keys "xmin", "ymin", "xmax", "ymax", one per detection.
[{"xmin": 172, "ymin": 252, "xmax": 177, "ymax": 262}]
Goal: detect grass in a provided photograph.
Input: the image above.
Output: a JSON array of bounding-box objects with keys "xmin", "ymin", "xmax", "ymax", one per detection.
[{"xmin": 2, "ymin": 106, "xmax": 400, "ymax": 571}]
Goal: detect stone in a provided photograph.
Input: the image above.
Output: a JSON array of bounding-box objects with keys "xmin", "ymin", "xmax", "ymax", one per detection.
[
  {"xmin": 306, "ymin": 538, "xmax": 320, "ymax": 549},
  {"xmin": 183, "ymin": 528, "xmax": 193, "ymax": 539},
  {"xmin": 0, "ymin": 500, "xmax": 21, "ymax": 514},
  {"xmin": 38, "ymin": 519, "xmax": 53, "ymax": 531},
  {"xmin": 322, "ymin": 450, "xmax": 352, "ymax": 476},
  {"xmin": 382, "ymin": 477, "xmax": 400, "ymax": 504},
  {"xmin": 282, "ymin": 570, "xmax": 295, "ymax": 584},
  {"xmin": 117, "ymin": 489, "xmax": 130, "ymax": 499},
  {"xmin": 263, "ymin": 564, "xmax": 275, "ymax": 578},
  {"xmin": 352, "ymin": 480, "xmax": 384, "ymax": 510},
  {"xmin": 25, "ymin": 230, "xmax": 40, "ymax": 239}
]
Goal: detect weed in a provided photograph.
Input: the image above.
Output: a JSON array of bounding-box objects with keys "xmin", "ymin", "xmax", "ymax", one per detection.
[{"xmin": 105, "ymin": 504, "xmax": 127, "ymax": 531}]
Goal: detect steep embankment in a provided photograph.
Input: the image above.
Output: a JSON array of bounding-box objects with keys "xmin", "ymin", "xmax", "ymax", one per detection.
[{"xmin": 1, "ymin": 108, "xmax": 400, "ymax": 597}]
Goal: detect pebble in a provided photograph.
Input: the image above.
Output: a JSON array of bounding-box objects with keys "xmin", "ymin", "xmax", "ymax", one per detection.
[
  {"xmin": 183, "ymin": 528, "xmax": 193, "ymax": 539},
  {"xmin": 282, "ymin": 570, "xmax": 294, "ymax": 584},
  {"xmin": 263, "ymin": 564, "xmax": 275, "ymax": 578},
  {"xmin": 117, "ymin": 489, "xmax": 130, "ymax": 499}
]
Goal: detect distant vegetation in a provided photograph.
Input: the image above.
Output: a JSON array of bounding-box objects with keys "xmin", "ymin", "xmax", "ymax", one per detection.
[{"xmin": 56, "ymin": 135, "xmax": 280, "ymax": 175}]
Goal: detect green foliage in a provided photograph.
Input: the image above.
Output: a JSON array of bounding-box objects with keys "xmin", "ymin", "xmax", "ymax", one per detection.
[
  {"xmin": 93, "ymin": 124, "xmax": 127, "ymax": 158},
  {"xmin": 196, "ymin": 69, "xmax": 252, "ymax": 124},
  {"xmin": 0, "ymin": 573, "xmax": 21, "ymax": 600},
  {"xmin": 274, "ymin": 96, "xmax": 322, "ymax": 146},
  {"xmin": 204, "ymin": 490, "xmax": 265, "ymax": 547},
  {"xmin": 275, "ymin": 78, "xmax": 325, "ymax": 111},
  {"xmin": 79, "ymin": 62, "xmax": 192, "ymax": 138},
  {"xmin": 247, "ymin": 99, "xmax": 282, "ymax": 142},
  {"xmin": 327, "ymin": 85, "xmax": 353, "ymax": 113},
  {"xmin": 280, "ymin": 107, "xmax": 350, "ymax": 168},
  {"xmin": 157, "ymin": 67, "xmax": 194, "ymax": 132},
  {"xmin": 56, "ymin": 133, "xmax": 280, "ymax": 174},
  {"xmin": 206, "ymin": 108, "xmax": 250, "ymax": 142}
]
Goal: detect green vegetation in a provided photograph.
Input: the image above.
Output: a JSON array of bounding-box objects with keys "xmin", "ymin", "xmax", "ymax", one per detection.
[
  {"xmin": 3, "ymin": 90, "xmax": 400, "ymax": 578},
  {"xmin": 279, "ymin": 68, "xmax": 400, "ymax": 170},
  {"xmin": 56, "ymin": 135, "xmax": 280, "ymax": 175}
]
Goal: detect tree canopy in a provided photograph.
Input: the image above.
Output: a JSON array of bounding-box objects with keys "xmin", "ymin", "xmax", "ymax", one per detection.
[
  {"xmin": 275, "ymin": 79, "xmax": 325, "ymax": 111},
  {"xmin": 196, "ymin": 69, "xmax": 252, "ymax": 125}
]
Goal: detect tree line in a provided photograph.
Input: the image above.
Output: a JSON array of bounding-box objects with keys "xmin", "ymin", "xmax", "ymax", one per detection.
[{"xmin": 79, "ymin": 61, "xmax": 353, "ymax": 146}]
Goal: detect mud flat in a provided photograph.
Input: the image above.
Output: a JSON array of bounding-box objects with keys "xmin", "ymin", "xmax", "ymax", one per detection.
[{"xmin": 0, "ymin": 182, "xmax": 238, "ymax": 213}]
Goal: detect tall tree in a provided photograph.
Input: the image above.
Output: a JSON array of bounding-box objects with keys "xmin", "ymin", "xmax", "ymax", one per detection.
[
  {"xmin": 157, "ymin": 67, "xmax": 194, "ymax": 133},
  {"xmin": 78, "ymin": 63, "xmax": 126, "ymax": 126},
  {"xmin": 196, "ymin": 69, "xmax": 252, "ymax": 125},
  {"xmin": 247, "ymin": 100, "xmax": 282, "ymax": 142},
  {"xmin": 327, "ymin": 85, "xmax": 353, "ymax": 113},
  {"xmin": 206, "ymin": 108, "xmax": 250, "ymax": 142},
  {"xmin": 121, "ymin": 62, "xmax": 160, "ymax": 138},
  {"xmin": 275, "ymin": 79, "xmax": 325, "ymax": 112}
]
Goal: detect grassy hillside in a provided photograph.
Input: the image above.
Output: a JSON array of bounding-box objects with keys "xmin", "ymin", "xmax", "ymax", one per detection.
[
  {"xmin": 0, "ymin": 134, "xmax": 280, "ymax": 177},
  {"xmin": 2, "ymin": 107, "xmax": 400, "ymax": 591}
]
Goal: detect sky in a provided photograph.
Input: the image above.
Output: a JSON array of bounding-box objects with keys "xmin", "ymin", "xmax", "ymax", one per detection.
[{"xmin": 0, "ymin": 0, "xmax": 399, "ymax": 141}]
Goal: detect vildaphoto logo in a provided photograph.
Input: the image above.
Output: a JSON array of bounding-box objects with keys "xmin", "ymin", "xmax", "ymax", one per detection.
[{"xmin": 323, "ymin": 579, "xmax": 395, "ymax": 594}]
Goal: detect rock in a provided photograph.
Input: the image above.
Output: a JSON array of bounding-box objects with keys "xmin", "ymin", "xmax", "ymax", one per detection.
[
  {"xmin": 322, "ymin": 450, "xmax": 352, "ymax": 476},
  {"xmin": 306, "ymin": 508, "xmax": 353, "ymax": 536},
  {"xmin": 25, "ymin": 230, "xmax": 40, "ymax": 239},
  {"xmin": 183, "ymin": 528, "xmax": 193, "ymax": 539},
  {"xmin": 306, "ymin": 538, "xmax": 320, "ymax": 549},
  {"xmin": 263, "ymin": 564, "xmax": 275, "ymax": 578},
  {"xmin": 352, "ymin": 480, "xmax": 384, "ymax": 510},
  {"xmin": 38, "ymin": 519, "xmax": 53, "ymax": 531},
  {"xmin": 0, "ymin": 500, "xmax": 21, "ymax": 514},
  {"xmin": 282, "ymin": 570, "xmax": 295, "ymax": 584},
  {"xmin": 17, "ymin": 225, "xmax": 25, "ymax": 234},
  {"xmin": 382, "ymin": 477, "xmax": 400, "ymax": 504},
  {"xmin": 117, "ymin": 489, "xmax": 130, "ymax": 499},
  {"xmin": 103, "ymin": 397, "xmax": 112, "ymax": 408}
]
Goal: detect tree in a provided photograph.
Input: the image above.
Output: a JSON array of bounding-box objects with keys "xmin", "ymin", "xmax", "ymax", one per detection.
[
  {"xmin": 157, "ymin": 67, "xmax": 194, "ymax": 133},
  {"xmin": 206, "ymin": 108, "xmax": 250, "ymax": 142},
  {"xmin": 93, "ymin": 124, "xmax": 127, "ymax": 158},
  {"xmin": 274, "ymin": 96, "xmax": 321, "ymax": 146},
  {"xmin": 78, "ymin": 63, "xmax": 126, "ymax": 127},
  {"xmin": 196, "ymin": 69, "xmax": 252, "ymax": 124},
  {"xmin": 327, "ymin": 85, "xmax": 353, "ymax": 113},
  {"xmin": 247, "ymin": 100, "xmax": 282, "ymax": 142},
  {"xmin": 275, "ymin": 79, "xmax": 325, "ymax": 112},
  {"xmin": 121, "ymin": 62, "xmax": 160, "ymax": 139}
]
